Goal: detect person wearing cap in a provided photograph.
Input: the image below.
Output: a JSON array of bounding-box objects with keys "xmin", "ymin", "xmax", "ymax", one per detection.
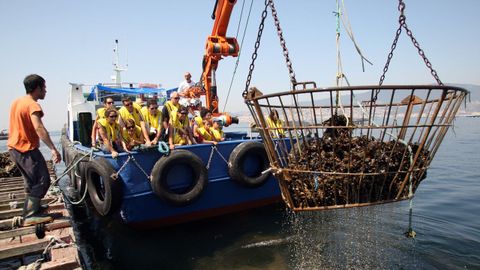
[
  {"xmin": 141, "ymin": 99, "xmax": 162, "ymax": 145},
  {"xmin": 169, "ymin": 106, "xmax": 196, "ymax": 149},
  {"xmin": 211, "ymin": 119, "xmax": 225, "ymax": 142}
]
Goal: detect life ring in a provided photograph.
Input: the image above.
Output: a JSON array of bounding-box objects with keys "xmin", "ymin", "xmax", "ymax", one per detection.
[
  {"xmin": 150, "ymin": 150, "xmax": 207, "ymax": 206},
  {"xmin": 85, "ymin": 157, "xmax": 122, "ymax": 216},
  {"xmin": 228, "ymin": 141, "xmax": 271, "ymax": 188}
]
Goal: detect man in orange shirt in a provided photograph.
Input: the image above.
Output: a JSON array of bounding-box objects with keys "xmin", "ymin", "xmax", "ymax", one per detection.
[{"xmin": 8, "ymin": 74, "xmax": 61, "ymax": 226}]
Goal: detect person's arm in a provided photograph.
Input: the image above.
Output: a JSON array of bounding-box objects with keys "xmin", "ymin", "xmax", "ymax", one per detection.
[
  {"xmin": 91, "ymin": 119, "xmax": 99, "ymax": 147},
  {"xmin": 168, "ymin": 127, "xmax": 175, "ymax": 150},
  {"xmin": 140, "ymin": 121, "xmax": 151, "ymax": 145},
  {"xmin": 31, "ymin": 112, "xmax": 60, "ymax": 163},
  {"xmin": 98, "ymin": 126, "xmax": 118, "ymax": 158}
]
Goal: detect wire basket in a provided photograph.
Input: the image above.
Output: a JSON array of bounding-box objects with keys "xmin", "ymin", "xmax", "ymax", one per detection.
[{"xmin": 245, "ymin": 84, "xmax": 468, "ymax": 211}]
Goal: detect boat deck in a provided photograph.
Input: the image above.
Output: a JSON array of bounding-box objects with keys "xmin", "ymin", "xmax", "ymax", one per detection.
[{"xmin": 0, "ymin": 161, "xmax": 81, "ymax": 269}]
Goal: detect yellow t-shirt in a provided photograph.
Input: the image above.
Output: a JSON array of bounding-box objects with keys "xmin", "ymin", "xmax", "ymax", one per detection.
[
  {"xmin": 98, "ymin": 118, "xmax": 121, "ymax": 141},
  {"xmin": 164, "ymin": 101, "xmax": 180, "ymax": 120},
  {"xmin": 266, "ymin": 117, "xmax": 285, "ymax": 137},
  {"xmin": 96, "ymin": 107, "xmax": 107, "ymax": 120},
  {"xmin": 122, "ymin": 125, "xmax": 143, "ymax": 143},
  {"xmin": 141, "ymin": 106, "xmax": 162, "ymax": 130},
  {"xmin": 171, "ymin": 113, "xmax": 189, "ymax": 144},
  {"xmin": 198, "ymin": 126, "xmax": 213, "ymax": 141},
  {"xmin": 194, "ymin": 116, "xmax": 203, "ymax": 128},
  {"xmin": 211, "ymin": 128, "xmax": 224, "ymax": 141},
  {"xmin": 118, "ymin": 106, "xmax": 142, "ymax": 127}
]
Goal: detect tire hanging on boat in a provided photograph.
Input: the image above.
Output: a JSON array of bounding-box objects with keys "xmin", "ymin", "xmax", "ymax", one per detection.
[
  {"xmin": 69, "ymin": 150, "xmax": 88, "ymax": 197},
  {"xmin": 150, "ymin": 150, "xmax": 207, "ymax": 206},
  {"xmin": 85, "ymin": 157, "xmax": 122, "ymax": 216},
  {"xmin": 228, "ymin": 141, "xmax": 271, "ymax": 188}
]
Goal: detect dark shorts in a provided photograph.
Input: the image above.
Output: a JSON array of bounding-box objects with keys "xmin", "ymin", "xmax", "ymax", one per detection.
[{"xmin": 9, "ymin": 148, "xmax": 51, "ymax": 198}]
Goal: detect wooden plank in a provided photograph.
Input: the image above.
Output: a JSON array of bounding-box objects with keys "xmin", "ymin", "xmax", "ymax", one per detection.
[
  {"xmin": 0, "ymin": 187, "xmax": 25, "ymax": 194},
  {"xmin": 0, "ymin": 203, "xmax": 65, "ymax": 220},
  {"xmin": 0, "ymin": 219, "xmax": 71, "ymax": 240},
  {"xmin": 41, "ymin": 246, "xmax": 80, "ymax": 270},
  {"xmin": 0, "ymin": 194, "xmax": 26, "ymax": 204},
  {"xmin": 0, "ymin": 232, "xmax": 73, "ymax": 260},
  {"xmin": 0, "ymin": 198, "xmax": 55, "ymax": 211}
]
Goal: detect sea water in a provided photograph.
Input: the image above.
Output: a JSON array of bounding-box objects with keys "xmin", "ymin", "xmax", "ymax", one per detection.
[{"xmin": 1, "ymin": 117, "xmax": 479, "ymax": 269}]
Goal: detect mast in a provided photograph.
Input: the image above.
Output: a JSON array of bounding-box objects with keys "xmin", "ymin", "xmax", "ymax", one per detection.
[{"xmin": 113, "ymin": 39, "xmax": 127, "ymax": 85}]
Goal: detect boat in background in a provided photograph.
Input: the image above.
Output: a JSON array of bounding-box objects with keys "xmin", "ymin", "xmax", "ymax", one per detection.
[{"xmin": 0, "ymin": 129, "xmax": 8, "ymax": 140}]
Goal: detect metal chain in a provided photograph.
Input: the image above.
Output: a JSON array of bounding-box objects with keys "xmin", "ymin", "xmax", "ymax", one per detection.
[
  {"xmin": 243, "ymin": 0, "xmax": 269, "ymax": 98},
  {"xmin": 268, "ymin": 0, "xmax": 297, "ymax": 87},
  {"xmin": 130, "ymin": 155, "xmax": 151, "ymax": 180},
  {"xmin": 378, "ymin": 0, "xmax": 443, "ymax": 94}
]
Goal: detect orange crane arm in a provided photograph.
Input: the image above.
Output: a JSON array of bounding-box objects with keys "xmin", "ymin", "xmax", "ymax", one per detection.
[{"xmin": 201, "ymin": 0, "xmax": 239, "ymax": 115}]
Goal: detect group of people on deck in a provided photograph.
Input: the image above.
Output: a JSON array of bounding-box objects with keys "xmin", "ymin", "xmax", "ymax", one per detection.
[{"xmin": 91, "ymin": 73, "xmax": 225, "ymax": 157}]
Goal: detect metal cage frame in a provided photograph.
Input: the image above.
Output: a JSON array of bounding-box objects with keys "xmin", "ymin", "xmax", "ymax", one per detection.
[{"xmin": 245, "ymin": 85, "xmax": 469, "ymax": 211}]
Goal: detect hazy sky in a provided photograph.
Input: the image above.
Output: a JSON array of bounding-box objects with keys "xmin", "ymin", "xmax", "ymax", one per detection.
[{"xmin": 1, "ymin": 0, "xmax": 479, "ymax": 131}]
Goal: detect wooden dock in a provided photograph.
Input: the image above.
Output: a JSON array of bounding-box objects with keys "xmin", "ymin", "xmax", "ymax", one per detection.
[{"xmin": 0, "ymin": 162, "xmax": 81, "ymax": 269}]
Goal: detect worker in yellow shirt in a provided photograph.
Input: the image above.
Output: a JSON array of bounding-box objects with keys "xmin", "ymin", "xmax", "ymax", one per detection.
[
  {"xmin": 211, "ymin": 120, "xmax": 225, "ymax": 142},
  {"xmin": 169, "ymin": 107, "xmax": 195, "ymax": 149},
  {"xmin": 197, "ymin": 120, "xmax": 217, "ymax": 145},
  {"xmin": 121, "ymin": 119, "xmax": 145, "ymax": 152},
  {"xmin": 91, "ymin": 97, "xmax": 115, "ymax": 148},
  {"xmin": 266, "ymin": 109, "xmax": 285, "ymax": 138},
  {"xmin": 97, "ymin": 108, "xmax": 123, "ymax": 158},
  {"xmin": 141, "ymin": 99, "xmax": 162, "ymax": 145},
  {"xmin": 118, "ymin": 97, "xmax": 150, "ymax": 145}
]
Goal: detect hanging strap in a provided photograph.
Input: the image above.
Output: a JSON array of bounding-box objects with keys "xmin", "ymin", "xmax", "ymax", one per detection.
[{"xmin": 378, "ymin": 0, "xmax": 443, "ymax": 92}]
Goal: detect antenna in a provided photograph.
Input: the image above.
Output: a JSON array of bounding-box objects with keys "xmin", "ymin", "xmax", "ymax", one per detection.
[{"xmin": 112, "ymin": 39, "xmax": 127, "ymax": 85}]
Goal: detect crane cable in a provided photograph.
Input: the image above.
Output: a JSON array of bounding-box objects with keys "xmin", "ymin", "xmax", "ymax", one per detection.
[{"xmin": 222, "ymin": 0, "xmax": 254, "ymax": 112}]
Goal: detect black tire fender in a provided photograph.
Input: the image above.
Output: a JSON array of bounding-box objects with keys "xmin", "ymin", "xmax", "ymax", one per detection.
[
  {"xmin": 150, "ymin": 150, "xmax": 207, "ymax": 206},
  {"xmin": 85, "ymin": 157, "xmax": 122, "ymax": 216},
  {"xmin": 70, "ymin": 151, "xmax": 88, "ymax": 197},
  {"xmin": 228, "ymin": 141, "xmax": 271, "ymax": 188}
]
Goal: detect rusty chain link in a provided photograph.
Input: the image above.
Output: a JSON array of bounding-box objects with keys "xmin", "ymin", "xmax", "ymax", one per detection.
[
  {"xmin": 377, "ymin": 0, "xmax": 443, "ymax": 101},
  {"xmin": 243, "ymin": 0, "xmax": 297, "ymax": 98},
  {"xmin": 243, "ymin": 0, "xmax": 269, "ymax": 98}
]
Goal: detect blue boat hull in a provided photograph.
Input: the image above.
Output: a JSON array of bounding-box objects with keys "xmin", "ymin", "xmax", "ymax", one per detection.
[{"xmin": 65, "ymin": 137, "xmax": 284, "ymax": 228}]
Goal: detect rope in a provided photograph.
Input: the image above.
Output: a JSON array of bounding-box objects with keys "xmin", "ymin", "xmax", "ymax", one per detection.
[
  {"xmin": 11, "ymin": 216, "xmax": 23, "ymax": 229},
  {"xmin": 157, "ymin": 141, "xmax": 170, "ymax": 154},
  {"xmin": 51, "ymin": 149, "xmax": 93, "ymax": 186}
]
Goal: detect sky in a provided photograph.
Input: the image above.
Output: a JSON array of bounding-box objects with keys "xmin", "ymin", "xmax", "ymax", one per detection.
[{"xmin": 0, "ymin": 0, "xmax": 479, "ymax": 131}]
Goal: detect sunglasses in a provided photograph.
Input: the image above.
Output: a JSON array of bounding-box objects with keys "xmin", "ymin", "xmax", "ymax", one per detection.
[
  {"xmin": 106, "ymin": 101, "xmax": 114, "ymax": 104},
  {"xmin": 173, "ymin": 97, "xmax": 180, "ymax": 100},
  {"xmin": 124, "ymin": 102, "xmax": 133, "ymax": 106},
  {"xmin": 126, "ymin": 126, "xmax": 135, "ymax": 130},
  {"xmin": 109, "ymin": 115, "xmax": 118, "ymax": 118},
  {"xmin": 149, "ymin": 107, "xmax": 158, "ymax": 110}
]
